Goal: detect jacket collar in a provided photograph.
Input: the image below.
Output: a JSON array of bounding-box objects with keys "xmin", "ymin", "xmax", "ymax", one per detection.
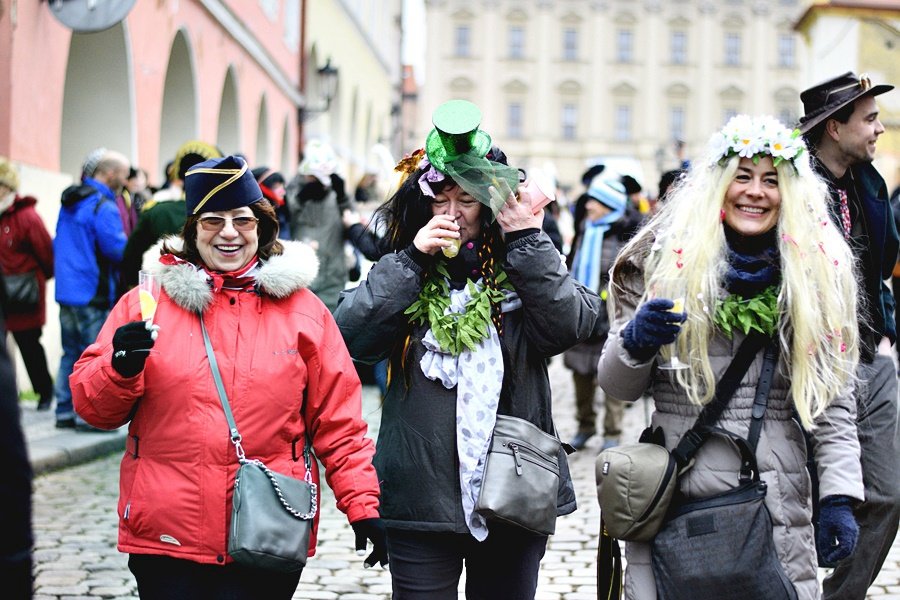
[{"xmin": 150, "ymin": 237, "xmax": 320, "ymax": 313}]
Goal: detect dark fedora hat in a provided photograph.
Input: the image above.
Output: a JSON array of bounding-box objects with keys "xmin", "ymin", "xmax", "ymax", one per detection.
[{"xmin": 798, "ymin": 71, "xmax": 893, "ymax": 134}]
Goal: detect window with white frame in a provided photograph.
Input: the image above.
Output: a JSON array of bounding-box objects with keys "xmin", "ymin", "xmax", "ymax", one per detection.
[
  {"xmin": 615, "ymin": 105, "xmax": 632, "ymax": 141},
  {"xmin": 670, "ymin": 106, "xmax": 685, "ymax": 141},
  {"xmin": 509, "ymin": 26, "xmax": 524, "ymax": 59},
  {"xmin": 724, "ymin": 32, "xmax": 741, "ymax": 66},
  {"xmin": 671, "ymin": 31, "xmax": 687, "ymax": 65},
  {"xmin": 562, "ymin": 104, "xmax": 577, "ymax": 140},
  {"xmin": 778, "ymin": 34, "xmax": 795, "ymax": 68},
  {"xmin": 508, "ymin": 102, "xmax": 523, "ymax": 139},
  {"xmin": 723, "ymin": 108, "xmax": 738, "ymax": 125},
  {"xmin": 563, "ymin": 28, "xmax": 578, "ymax": 61},
  {"xmin": 455, "ymin": 25, "xmax": 471, "ymax": 57},
  {"xmin": 616, "ymin": 29, "xmax": 633, "ymax": 63}
]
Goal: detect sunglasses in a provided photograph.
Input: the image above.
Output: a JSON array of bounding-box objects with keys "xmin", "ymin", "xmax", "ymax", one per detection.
[{"xmin": 198, "ymin": 216, "xmax": 259, "ymax": 232}]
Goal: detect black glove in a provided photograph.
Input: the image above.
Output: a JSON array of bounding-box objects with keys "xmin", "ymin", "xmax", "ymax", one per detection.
[
  {"xmin": 817, "ymin": 495, "xmax": 859, "ymax": 566},
  {"xmin": 111, "ymin": 321, "xmax": 156, "ymax": 377},
  {"xmin": 621, "ymin": 298, "xmax": 687, "ymax": 361},
  {"xmin": 350, "ymin": 517, "xmax": 388, "ymax": 568}
]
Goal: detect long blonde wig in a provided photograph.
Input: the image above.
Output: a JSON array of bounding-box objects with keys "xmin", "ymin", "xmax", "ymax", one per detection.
[{"xmin": 610, "ymin": 129, "xmax": 859, "ymax": 428}]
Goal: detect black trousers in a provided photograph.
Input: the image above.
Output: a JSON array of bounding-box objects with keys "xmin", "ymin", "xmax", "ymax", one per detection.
[
  {"xmin": 386, "ymin": 523, "xmax": 548, "ymax": 600},
  {"xmin": 128, "ymin": 555, "xmax": 301, "ymax": 600},
  {"xmin": 11, "ymin": 328, "xmax": 53, "ymax": 401}
]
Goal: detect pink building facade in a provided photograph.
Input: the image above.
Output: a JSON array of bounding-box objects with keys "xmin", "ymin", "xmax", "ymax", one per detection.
[{"xmin": 0, "ymin": 0, "xmax": 302, "ymax": 189}]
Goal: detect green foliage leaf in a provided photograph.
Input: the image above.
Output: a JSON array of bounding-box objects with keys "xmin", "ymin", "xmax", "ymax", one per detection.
[
  {"xmin": 714, "ymin": 285, "xmax": 779, "ymax": 338},
  {"xmin": 407, "ymin": 264, "xmax": 509, "ymax": 355}
]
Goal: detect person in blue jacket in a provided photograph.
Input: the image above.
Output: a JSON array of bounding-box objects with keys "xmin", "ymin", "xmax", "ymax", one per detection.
[{"xmin": 53, "ymin": 149, "xmax": 129, "ymax": 430}]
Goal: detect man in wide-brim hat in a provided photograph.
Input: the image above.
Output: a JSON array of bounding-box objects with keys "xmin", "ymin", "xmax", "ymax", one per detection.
[{"xmin": 799, "ymin": 71, "xmax": 900, "ymax": 600}]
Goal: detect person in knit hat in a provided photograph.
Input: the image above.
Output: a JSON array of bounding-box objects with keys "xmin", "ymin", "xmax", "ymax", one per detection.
[
  {"xmin": 71, "ymin": 154, "xmax": 385, "ymax": 598},
  {"xmin": 564, "ymin": 178, "xmax": 639, "ymax": 451},
  {"xmin": 0, "ymin": 158, "xmax": 55, "ymax": 411}
]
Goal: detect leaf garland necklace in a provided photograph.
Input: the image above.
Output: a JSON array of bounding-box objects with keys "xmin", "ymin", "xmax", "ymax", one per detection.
[
  {"xmin": 714, "ymin": 285, "xmax": 780, "ymax": 337},
  {"xmin": 405, "ymin": 262, "xmax": 509, "ymax": 355}
]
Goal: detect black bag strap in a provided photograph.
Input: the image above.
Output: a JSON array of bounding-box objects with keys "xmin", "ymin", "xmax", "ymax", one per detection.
[
  {"xmin": 671, "ymin": 332, "xmax": 769, "ymax": 468},
  {"xmin": 746, "ymin": 340, "xmax": 780, "ymax": 452},
  {"xmin": 597, "ymin": 519, "xmax": 623, "ymax": 600}
]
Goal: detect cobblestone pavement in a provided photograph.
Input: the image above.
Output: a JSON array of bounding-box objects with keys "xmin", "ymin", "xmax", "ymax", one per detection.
[{"xmin": 30, "ymin": 356, "xmax": 900, "ymax": 599}]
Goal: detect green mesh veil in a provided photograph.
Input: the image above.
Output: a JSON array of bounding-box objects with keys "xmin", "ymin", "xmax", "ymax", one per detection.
[{"xmin": 437, "ymin": 153, "xmax": 520, "ymax": 217}]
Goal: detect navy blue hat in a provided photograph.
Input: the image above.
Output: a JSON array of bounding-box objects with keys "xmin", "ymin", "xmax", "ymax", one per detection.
[{"xmin": 184, "ymin": 155, "xmax": 263, "ymax": 215}]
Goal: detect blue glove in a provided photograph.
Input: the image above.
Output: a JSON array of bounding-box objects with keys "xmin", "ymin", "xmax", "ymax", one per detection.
[
  {"xmin": 817, "ymin": 495, "xmax": 858, "ymax": 566},
  {"xmin": 621, "ymin": 298, "xmax": 687, "ymax": 361}
]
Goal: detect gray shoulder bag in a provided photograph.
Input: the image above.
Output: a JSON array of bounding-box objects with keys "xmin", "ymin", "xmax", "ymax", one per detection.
[
  {"xmin": 200, "ymin": 315, "xmax": 317, "ymax": 573},
  {"xmin": 475, "ymin": 414, "xmax": 563, "ymax": 536},
  {"xmin": 650, "ymin": 339, "xmax": 798, "ymax": 599}
]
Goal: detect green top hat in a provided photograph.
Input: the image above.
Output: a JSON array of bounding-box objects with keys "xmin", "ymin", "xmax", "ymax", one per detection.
[{"xmin": 425, "ymin": 100, "xmax": 492, "ymax": 173}]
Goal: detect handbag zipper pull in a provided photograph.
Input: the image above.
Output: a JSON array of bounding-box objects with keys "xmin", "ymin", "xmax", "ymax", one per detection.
[{"xmin": 509, "ymin": 443, "xmax": 523, "ymax": 476}]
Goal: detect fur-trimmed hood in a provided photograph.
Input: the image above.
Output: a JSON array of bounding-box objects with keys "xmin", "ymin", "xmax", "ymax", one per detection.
[{"xmin": 148, "ymin": 236, "xmax": 319, "ymax": 313}]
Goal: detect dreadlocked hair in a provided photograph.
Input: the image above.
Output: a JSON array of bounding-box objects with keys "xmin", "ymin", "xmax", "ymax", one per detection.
[{"xmin": 478, "ymin": 222, "xmax": 506, "ymax": 336}]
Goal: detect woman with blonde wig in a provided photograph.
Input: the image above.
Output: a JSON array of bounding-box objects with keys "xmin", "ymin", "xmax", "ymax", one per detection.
[{"xmin": 597, "ymin": 115, "xmax": 863, "ymax": 599}]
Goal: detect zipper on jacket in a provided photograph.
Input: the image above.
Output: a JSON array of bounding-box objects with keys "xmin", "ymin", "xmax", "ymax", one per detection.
[
  {"xmin": 509, "ymin": 443, "xmax": 524, "ymax": 475},
  {"xmin": 124, "ymin": 502, "xmax": 131, "ymax": 520}
]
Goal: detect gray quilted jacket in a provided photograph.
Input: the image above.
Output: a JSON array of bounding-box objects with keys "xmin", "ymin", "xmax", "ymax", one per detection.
[{"xmin": 597, "ymin": 247, "xmax": 864, "ymax": 600}]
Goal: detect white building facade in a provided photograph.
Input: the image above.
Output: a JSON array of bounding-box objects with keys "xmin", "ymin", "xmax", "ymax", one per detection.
[
  {"xmin": 303, "ymin": 0, "xmax": 404, "ymax": 184},
  {"xmin": 422, "ymin": 0, "xmax": 809, "ymax": 195}
]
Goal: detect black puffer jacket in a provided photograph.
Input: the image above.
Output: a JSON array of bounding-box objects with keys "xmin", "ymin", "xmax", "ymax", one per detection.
[{"xmin": 334, "ymin": 231, "xmax": 603, "ymax": 532}]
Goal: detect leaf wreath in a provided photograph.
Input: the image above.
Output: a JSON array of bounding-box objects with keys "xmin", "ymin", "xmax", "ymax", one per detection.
[
  {"xmin": 714, "ymin": 285, "xmax": 780, "ymax": 338},
  {"xmin": 404, "ymin": 262, "xmax": 510, "ymax": 355}
]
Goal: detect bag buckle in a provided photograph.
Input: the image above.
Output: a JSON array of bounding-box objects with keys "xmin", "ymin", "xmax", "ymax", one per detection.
[{"xmin": 231, "ymin": 429, "xmax": 246, "ymax": 461}]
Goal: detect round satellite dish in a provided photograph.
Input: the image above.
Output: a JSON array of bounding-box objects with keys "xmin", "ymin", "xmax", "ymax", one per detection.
[{"xmin": 48, "ymin": 0, "xmax": 137, "ymax": 34}]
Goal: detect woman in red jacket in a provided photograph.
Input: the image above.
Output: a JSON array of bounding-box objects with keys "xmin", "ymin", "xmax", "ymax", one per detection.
[
  {"xmin": 71, "ymin": 155, "xmax": 385, "ymax": 600},
  {"xmin": 0, "ymin": 158, "xmax": 54, "ymax": 410}
]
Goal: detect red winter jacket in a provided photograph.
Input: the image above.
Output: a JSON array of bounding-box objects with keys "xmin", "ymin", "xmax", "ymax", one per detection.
[
  {"xmin": 71, "ymin": 240, "xmax": 379, "ymax": 564},
  {"xmin": 0, "ymin": 195, "xmax": 54, "ymax": 331}
]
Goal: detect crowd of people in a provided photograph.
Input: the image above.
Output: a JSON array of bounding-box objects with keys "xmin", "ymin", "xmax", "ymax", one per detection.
[{"xmin": 1, "ymin": 70, "xmax": 899, "ymax": 600}]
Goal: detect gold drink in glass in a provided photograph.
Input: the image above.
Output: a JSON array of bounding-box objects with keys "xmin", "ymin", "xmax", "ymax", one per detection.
[
  {"xmin": 441, "ymin": 238, "xmax": 461, "ymax": 258},
  {"xmin": 649, "ymin": 277, "xmax": 689, "ymax": 370},
  {"xmin": 138, "ymin": 271, "xmax": 161, "ymax": 325}
]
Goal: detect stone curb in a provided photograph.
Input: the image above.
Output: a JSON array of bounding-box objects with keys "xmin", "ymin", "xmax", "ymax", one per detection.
[{"xmin": 27, "ymin": 429, "xmax": 127, "ymax": 476}]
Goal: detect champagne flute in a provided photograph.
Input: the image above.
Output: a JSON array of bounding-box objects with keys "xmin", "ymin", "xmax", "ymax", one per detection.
[
  {"xmin": 138, "ymin": 271, "xmax": 161, "ymax": 326},
  {"xmin": 649, "ymin": 277, "xmax": 689, "ymax": 370}
]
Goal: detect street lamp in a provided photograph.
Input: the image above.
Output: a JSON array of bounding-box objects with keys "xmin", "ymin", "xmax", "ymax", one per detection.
[{"xmin": 301, "ymin": 59, "xmax": 339, "ymax": 121}]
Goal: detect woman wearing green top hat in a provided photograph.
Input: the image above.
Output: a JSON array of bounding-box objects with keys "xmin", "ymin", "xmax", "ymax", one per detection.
[{"xmin": 334, "ymin": 100, "xmax": 604, "ymax": 598}]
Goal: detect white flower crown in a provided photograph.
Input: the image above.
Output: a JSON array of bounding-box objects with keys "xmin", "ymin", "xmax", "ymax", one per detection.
[{"xmin": 710, "ymin": 115, "xmax": 805, "ymax": 168}]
